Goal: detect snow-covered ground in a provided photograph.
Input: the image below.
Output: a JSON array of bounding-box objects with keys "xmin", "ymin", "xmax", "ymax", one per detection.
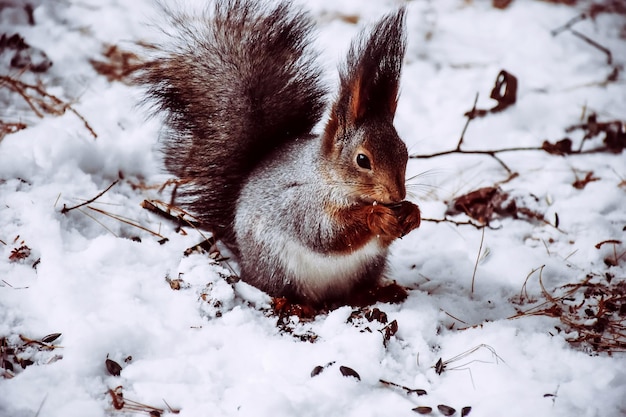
[{"xmin": 1, "ymin": 1, "xmax": 625, "ymax": 416}]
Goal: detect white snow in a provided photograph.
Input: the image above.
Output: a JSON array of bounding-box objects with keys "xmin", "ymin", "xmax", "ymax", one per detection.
[{"xmin": 1, "ymin": 1, "xmax": 625, "ymax": 416}]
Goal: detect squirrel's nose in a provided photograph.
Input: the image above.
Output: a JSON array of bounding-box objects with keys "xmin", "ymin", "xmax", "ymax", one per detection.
[{"xmin": 388, "ymin": 181, "xmax": 406, "ymax": 203}]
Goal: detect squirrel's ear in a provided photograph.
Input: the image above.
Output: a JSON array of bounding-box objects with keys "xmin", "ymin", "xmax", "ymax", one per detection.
[
  {"xmin": 323, "ymin": 8, "xmax": 406, "ymax": 148},
  {"xmin": 347, "ymin": 72, "xmax": 400, "ymax": 125}
]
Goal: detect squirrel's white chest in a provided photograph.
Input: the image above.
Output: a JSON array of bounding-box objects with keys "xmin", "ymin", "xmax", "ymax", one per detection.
[{"xmin": 281, "ymin": 238, "xmax": 384, "ymax": 296}]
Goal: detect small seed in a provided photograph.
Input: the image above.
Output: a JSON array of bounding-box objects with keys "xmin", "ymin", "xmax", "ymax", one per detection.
[
  {"xmin": 437, "ymin": 404, "xmax": 456, "ymax": 416},
  {"xmin": 339, "ymin": 365, "xmax": 361, "ymax": 380}
]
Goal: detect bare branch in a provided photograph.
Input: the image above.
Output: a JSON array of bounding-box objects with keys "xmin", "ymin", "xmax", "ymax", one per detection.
[{"xmin": 61, "ymin": 180, "xmax": 118, "ymax": 214}]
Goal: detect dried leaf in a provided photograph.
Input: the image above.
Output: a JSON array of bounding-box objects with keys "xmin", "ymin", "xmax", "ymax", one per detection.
[
  {"xmin": 167, "ymin": 278, "xmax": 184, "ymax": 290},
  {"xmin": 109, "ymin": 387, "xmax": 125, "ymax": 410},
  {"xmin": 17, "ymin": 358, "xmax": 34, "ymax": 369},
  {"xmin": 381, "ymin": 320, "xmax": 399, "ymax": 346},
  {"xmin": 365, "ymin": 308, "xmax": 388, "ymax": 324},
  {"xmin": 447, "ymin": 187, "xmax": 503, "ymax": 223},
  {"xmin": 448, "ymin": 186, "xmax": 545, "ymax": 225},
  {"xmin": 573, "ymin": 171, "xmax": 600, "ymax": 189},
  {"xmin": 9, "ymin": 245, "xmax": 31, "ymax": 262},
  {"xmin": 542, "ymin": 138, "xmax": 572, "ymax": 155},
  {"xmin": 489, "ymin": 70, "xmax": 517, "ymax": 112},
  {"xmin": 0, "ymin": 33, "xmax": 52, "ymax": 72},
  {"xmin": 272, "ymin": 297, "xmax": 317, "ymax": 319},
  {"xmin": 603, "ymin": 122, "xmax": 626, "ymax": 153},
  {"xmin": 0, "ymin": 121, "xmax": 27, "ymax": 140},
  {"xmin": 2, "ymin": 359, "xmax": 14, "ymax": 372},
  {"xmin": 464, "ymin": 70, "xmax": 517, "ymax": 117},
  {"xmin": 90, "ymin": 44, "xmax": 145, "ymax": 84},
  {"xmin": 565, "ymin": 114, "xmax": 626, "ymax": 153},
  {"xmin": 492, "ymin": 0, "xmax": 513, "ymax": 9},
  {"xmin": 544, "ymin": 0, "xmax": 576, "ymax": 5}
]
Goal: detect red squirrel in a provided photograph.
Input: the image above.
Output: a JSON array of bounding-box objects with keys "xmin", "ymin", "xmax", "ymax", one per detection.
[{"xmin": 139, "ymin": 0, "xmax": 421, "ymax": 306}]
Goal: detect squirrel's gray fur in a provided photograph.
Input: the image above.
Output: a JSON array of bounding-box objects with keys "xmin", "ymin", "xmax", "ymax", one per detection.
[
  {"xmin": 141, "ymin": 0, "xmax": 326, "ymax": 248},
  {"xmin": 140, "ymin": 0, "xmax": 420, "ymax": 305}
]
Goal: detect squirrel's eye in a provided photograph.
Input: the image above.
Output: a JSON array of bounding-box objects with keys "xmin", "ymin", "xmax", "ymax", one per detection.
[{"xmin": 356, "ymin": 153, "xmax": 372, "ymax": 170}]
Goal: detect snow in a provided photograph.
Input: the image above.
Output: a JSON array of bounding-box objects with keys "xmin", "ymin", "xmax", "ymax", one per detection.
[{"xmin": 1, "ymin": 0, "xmax": 625, "ymax": 416}]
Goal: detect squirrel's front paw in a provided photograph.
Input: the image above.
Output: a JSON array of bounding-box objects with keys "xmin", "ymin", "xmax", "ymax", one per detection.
[
  {"xmin": 391, "ymin": 201, "xmax": 421, "ymax": 237},
  {"xmin": 365, "ymin": 203, "xmax": 404, "ymax": 243}
]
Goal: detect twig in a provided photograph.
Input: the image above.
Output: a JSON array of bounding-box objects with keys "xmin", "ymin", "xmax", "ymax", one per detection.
[
  {"xmin": 412, "ymin": 145, "xmax": 612, "ymax": 159},
  {"xmin": 457, "ymin": 92, "xmax": 479, "ymax": 150},
  {"xmin": 141, "ymin": 199, "xmax": 201, "ymax": 228},
  {"xmin": 441, "ymin": 309, "xmax": 469, "ymax": 325},
  {"xmin": 61, "ymin": 180, "xmax": 119, "ymax": 213},
  {"xmin": 412, "ymin": 146, "xmax": 541, "ymax": 172},
  {"xmin": 141, "ymin": 199, "xmax": 238, "ymax": 274},
  {"xmin": 551, "ymin": 14, "xmax": 616, "ymax": 76},
  {"xmin": 489, "ymin": 154, "xmax": 513, "ymax": 174},
  {"xmin": 569, "ymin": 28, "xmax": 613, "ymax": 65},
  {"xmin": 471, "ymin": 228, "xmax": 485, "ymax": 294},
  {"xmin": 0, "ymin": 75, "xmax": 97, "ymax": 138},
  {"xmin": 510, "ymin": 276, "xmax": 580, "ymax": 320},
  {"xmin": 410, "ymin": 145, "xmax": 612, "ymax": 175},
  {"xmin": 410, "ymin": 91, "xmax": 521, "ymax": 174},
  {"xmin": 67, "ymin": 107, "xmax": 98, "ymax": 138},
  {"xmin": 594, "ymin": 239, "xmax": 622, "ymax": 249},
  {"xmin": 550, "ymin": 13, "xmax": 587, "ymax": 36},
  {"xmin": 413, "ymin": 146, "xmax": 542, "ymax": 156},
  {"xmin": 422, "ymin": 217, "xmax": 493, "ymax": 230},
  {"xmin": 162, "ymin": 398, "xmax": 180, "ymax": 414},
  {"xmin": 78, "ymin": 208, "xmax": 118, "ymax": 237},
  {"xmin": 379, "ymin": 379, "xmax": 427, "ymax": 396},
  {"xmin": 508, "ymin": 273, "xmax": 626, "ymax": 352},
  {"xmin": 410, "ymin": 68, "xmax": 620, "ymax": 176},
  {"xmin": 0, "ymin": 121, "xmax": 27, "ymax": 141},
  {"xmin": 536, "ymin": 265, "xmax": 557, "ymax": 304},
  {"xmin": 87, "ymin": 206, "xmax": 169, "ymax": 242},
  {"xmin": 108, "ymin": 386, "xmax": 180, "ymax": 415},
  {"xmin": 433, "ymin": 344, "xmax": 504, "ymax": 375},
  {"xmin": 5, "ymin": 78, "xmax": 43, "ymax": 117},
  {"xmin": 519, "ymin": 265, "xmax": 545, "ymax": 303},
  {"xmin": 34, "ymin": 394, "xmax": 47, "ymax": 417}
]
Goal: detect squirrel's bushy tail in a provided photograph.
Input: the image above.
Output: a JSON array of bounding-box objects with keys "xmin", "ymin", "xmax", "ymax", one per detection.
[{"xmin": 139, "ymin": 0, "xmax": 326, "ymax": 245}]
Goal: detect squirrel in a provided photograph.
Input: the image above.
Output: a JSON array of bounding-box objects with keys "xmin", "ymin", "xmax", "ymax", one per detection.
[{"xmin": 139, "ymin": 0, "xmax": 421, "ymax": 306}]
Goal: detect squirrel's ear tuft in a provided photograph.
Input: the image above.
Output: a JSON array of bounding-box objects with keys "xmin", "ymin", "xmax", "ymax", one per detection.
[{"xmin": 325, "ymin": 7, "xmax": 406, "ymax": 144}]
